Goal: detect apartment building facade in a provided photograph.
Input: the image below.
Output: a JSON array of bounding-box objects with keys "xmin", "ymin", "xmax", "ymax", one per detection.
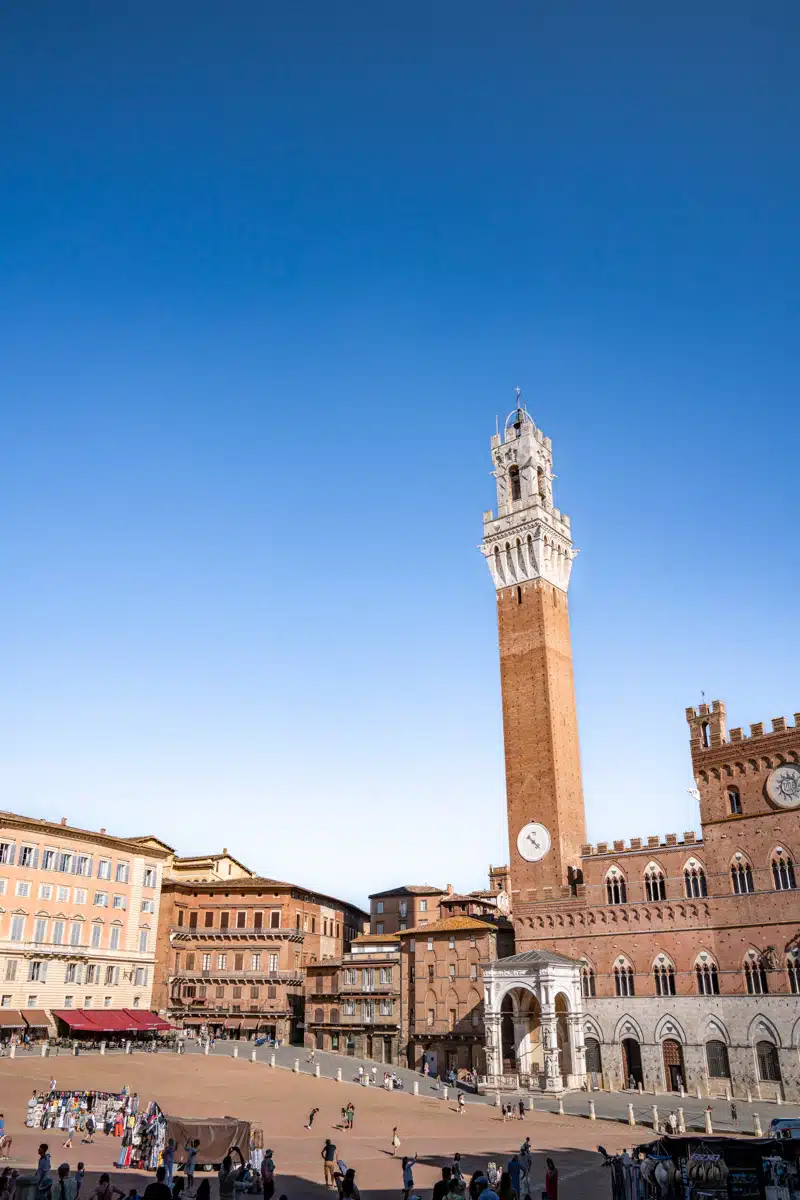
[
  {"xmin": 153, "ymin": 872, "xmax": 367, "ymax": 1042},
  {"xmin": 0, "ymin": 812, "xmax": 168, "ymax": 1018},
  {"xmin": 304, "ymin": 933, "xmax": 401, "ymax": 1062}
]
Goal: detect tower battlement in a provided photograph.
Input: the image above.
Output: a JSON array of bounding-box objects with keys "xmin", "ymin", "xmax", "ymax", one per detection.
[{"xmin": 686, "ymin": 699, "xmax": 800, "ymax": 751}]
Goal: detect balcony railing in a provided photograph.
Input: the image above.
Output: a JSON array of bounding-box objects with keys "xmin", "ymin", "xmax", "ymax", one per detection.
[
  {"xmin": 171, "ymin": 926, "xmax": 304, "ymax": 941},
  {"xmin": 340, "ymin": 981, "xmax": 395, "ymax": 993},
  {"xmin": 173, "ymin": 969, "xmax": 300, "ymax": 982}
]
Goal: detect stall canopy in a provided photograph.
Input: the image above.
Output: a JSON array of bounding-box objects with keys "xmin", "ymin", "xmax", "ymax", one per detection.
[
  {"xmin": 163, "ymin": 1115, "xmax": 250, "ymax": 1167},
  {"xmin": 0, "ymin": 1009, "xmax": 25, "ymax": 1028},
  {"xmin": 22, "ymin": 1010, "xmax": 52, "ymax": 1029}
]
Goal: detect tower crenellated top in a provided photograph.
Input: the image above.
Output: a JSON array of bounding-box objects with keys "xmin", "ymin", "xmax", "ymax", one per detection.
[{"xmin": 480, "ymin": 398, "xmax": 576, "ymax": 593}]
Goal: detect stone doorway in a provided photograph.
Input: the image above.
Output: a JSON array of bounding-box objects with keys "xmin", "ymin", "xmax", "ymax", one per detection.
[
  {"xmin": 662, "ymin": 1038, "xmax": 685, "ymax": 1091},
  {"xmin": 622, "ymin": 1037, "xmax": 643, "ymax": 1087}
]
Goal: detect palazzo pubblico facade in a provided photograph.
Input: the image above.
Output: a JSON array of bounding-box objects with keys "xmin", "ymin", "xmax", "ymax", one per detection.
[{"xmin": 478, "ymin": 404, "xmax": 800, "ymax": 1101}]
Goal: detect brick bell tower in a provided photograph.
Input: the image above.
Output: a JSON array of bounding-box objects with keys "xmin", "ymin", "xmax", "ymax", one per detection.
[{"xmin": 481, "ymin": 398, "xmax": 586, "ymax": 905}]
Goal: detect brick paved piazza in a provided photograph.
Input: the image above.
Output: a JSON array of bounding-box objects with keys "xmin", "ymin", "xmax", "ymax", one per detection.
[{"xmin": 0, "ymin": 1054, "xmax": 634, "ymax": 1200}]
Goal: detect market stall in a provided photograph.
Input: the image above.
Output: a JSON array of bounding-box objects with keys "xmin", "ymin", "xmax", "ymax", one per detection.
[
  {"xmin": 606, "ymin": 1135, "xmax": 800, "ymax": 1200},
  {"xmin": 164, "ymin": 1115, "xmax": 251, "ymax": 1168}
]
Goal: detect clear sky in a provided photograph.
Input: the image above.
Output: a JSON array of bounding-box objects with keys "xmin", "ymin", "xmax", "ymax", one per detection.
[{"xmin": 1, "ymin": 2, "xmax": 797, "ymax": 911}]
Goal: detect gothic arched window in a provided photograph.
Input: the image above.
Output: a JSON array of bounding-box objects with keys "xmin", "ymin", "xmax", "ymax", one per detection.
[
  {"xmin": 606, "ymin": 869, "xmax": 627, "ymax": 906},
  {"xmin": 772, "ymin": 852, "xmax": 796, "ymax": 891},
  {"xmin": 684, "ymin": 861, "xmax": 708, "ymax": 898},
  {"xmin": 731, "ymin": 858, "xmax": 754, "ymax": 894},
  {"xmin": 744, "ymin": 953, "xmax": 769, "ymax": 995},
  {"xmin": 653, "ymin": 961, "xmax": 676, "ymax": 996},
  {"xmin": 613, "ymin": 960, "xmax": 635, "ymax": 997},
  {"xmin": 727, "ymin": 786, "xmax": 742, "ymax": 815},
  {"xmin": 787, "ymin": 952, "xmax": 800, "ymax": 995},
  {"xmin": 695, "ymin": 957, "xmax": 720, "ymax": 995},
  {"xmin": 644, "ymin": 865, "xmax": 666, "ymax": 902},
  {"xmin": 580, "ymin": 964, "xmax": 596, "ymax": 998},
  {"xmin": 509, "ymin": 464, "xmax": 521, "ymax": 502}
]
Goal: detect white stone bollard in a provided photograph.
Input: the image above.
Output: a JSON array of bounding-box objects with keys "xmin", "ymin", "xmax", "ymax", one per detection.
[
  {"xmin": 443, "ymin": 1086, "xmax": 448, "ymax": 1101},
  {"xmin": 558, "ymin": 1098, "xmax": 564, "ymax": 1116},
  {"xmin": 413, "ymin": 1081, "xmax": 418, "ymax": 1095},
  {"xmin": 695, "ymin": 1084, "xmax": 702, "ymax": 1099},
  {"xmin": 677, "ymin": 1107, "xmax": 685, "ymax": 1133},
  {"xmin": 336, "ymin": 1068, "xmax": 342, "ymax": 1082},
  {"xmin": 41, "ymin": 1043, "xmax": 48, "ymax": 1057},
  {"xmin": 679, "ymin": 1082, "xmax": 685, "ymax": 1098},
  {"xmin": 251, "ymin": 1050, "xmax": 257, "ymax": 1063},
  {"xmin": 204, "ymin": 1042, "xmax": 210, "ymax": 1056},
  {"xmin": 315, "ymin": 1063, "xmax": 320, "ymax": 1078},
  {"xmin": 651, "ymin": 1105, "xmax": 659, "ymax": 1130},
  {"xmin": 637, "ymin": 1082, "xmax": 643, "ymax": 1094},
  {"xmin": 233, "ymin": 1045, "xmax": 239, "ymax": 1059},
  {"xmin": 293, "ymin": 1058, "xmax": 299, "ymax": 1073},
  {"xmin": 588, "ymin": 1099, "xmax": 596, "ymax": 1120},
  {"xmin": 388, "ymin": 1077, "xmax": 394, "ymax": 1090},
  {"xmin": 125, "ymin": 1041, "xmax": 132, "ymax": 1055},
  {"xmin": 753, "ymin": 1113, "xmax": 763, "ymax": 1138},
  {"xmin": 270, "ymin": 1053, "xmax": 276, "ymax": 1068},
  {"xmin": 100, "ymin": 1041, "xmax": 106, "ymax": 1056},
  {"xmin": 627, "ymin": 1103, "xmax": 635, "ymax": 1126},
  {"xmin": 9, "ymin": 1045, "xmax": 15, "ymax": 1059},
  {"xmin": 73, "ymin": 1045, "xmax": 79, "ymax": 1056},
  {"xmin": 746, "ymin": 1087, "xmax": 752, "ymax": 1103},
  {"xmin": 725, "ymin": 1084, "xmax": 732, "ymax": 1101},
  {"xmin": 527, "ymin": 1096, "xmax": 534, "ymax": 1111},
  {"xmin": 705, "ymin": 1109, "xmax": 714, "ymax": 1135},
  {"xmin": 775, "ymin": 1089, "xmax": 782, "ymax": 1106},
  {"xmin": 494, "ymin": 1093, "xmax": 501, "ymax": 1107}
]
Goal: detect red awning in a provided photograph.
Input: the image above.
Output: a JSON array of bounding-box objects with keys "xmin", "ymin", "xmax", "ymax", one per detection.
[
  {"xmin": 52, "ymin": 1009, "xmax": 101, "ymax": 1031},
  {"xmin": 123, "ymin": 1010, "xmax": 174, "ymax": 1031}
]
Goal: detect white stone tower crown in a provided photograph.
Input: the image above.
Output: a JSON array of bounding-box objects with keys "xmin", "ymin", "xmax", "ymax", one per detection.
[{"xmin": 480, "ymin": 402, "xmax": 576, "ymax": 593}]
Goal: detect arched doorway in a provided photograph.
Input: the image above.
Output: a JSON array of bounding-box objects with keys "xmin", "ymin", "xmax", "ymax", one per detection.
[
  {"xmin": 663, "ymin": 1038, "xmax": 685, "ymax": 1091},
  {"xmin": 622, "ymin": 1038, "xmax": 643, "ymax": 1087},
  {"xmin": 555, "ymin": 994, "xmax": 572, "ymax": 1076},
  {"xmin": 585, "ymin": 1037, "xmax": 603, "ymax": 1088}
]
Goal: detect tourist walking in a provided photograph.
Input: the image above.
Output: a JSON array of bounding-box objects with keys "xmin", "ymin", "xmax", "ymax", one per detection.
[
  {"xmin": 518, "ymin": 1100, "xmax": 525, "ymax": 1121},
  {"xmin": 340, "ymin": 1169, "xmax": 360, "ymax": 1200},
  {"xmin": 452, "ymin": 1154, "xmax": 463, "ymax": 1182},
  {"xmin": 391, "ymin": 1128, "xmax": 400, "ymax": 1156},
  {"xmin": 305, "ymin": 1109, "xmax": 319, "ymax": 1131},
  {"xmin": 544, "ymin": 1160, "xmax": 558, "ymax": 1200},
  {"xmin": 432, "ymin": 1169, "xmax": 452, "ymax": 1200},
  {"xmin": 347, "ymin": 1104, "xmax": 355, "ymax": 1131},
  {"xmin": 162, "ymin": 1141, "xmax": 176, "ymax": 1187},
  {"xmin": 184, "ymin": 1140, "xmax": 199, "ymax": 1193},
  {"xmin": 83, "ymin": 1116, "xmax": 95, "ymax": 1145},
  {"xmin": 36, "ymin": 1144, "xmax": 52, "ymax": 1200},
  {"xmin": 401, "ymin": 1157, "xmax": 418, "ymax": 1200},
  {"xmin": 458, "ymin": 1093, "xmax": 466, "ymax": 1116},
  {"xmin": 730, "ymin": 1102, "xmax": 738, "ymax": 1125},
  {"xmin": 321, "ymin": 1140, "xmax": 337, "ymax": 1189},
  {"xmin": 507, "ymin": 1156, "xmax": 522, "ymax": 1198},
  {"xmin": 75, "ymin": 1166, "xmax": 85, "ymax": 1200},
  {"xmin": 260, "ymin": 1151, "xmax": 275, "ymax": 1200},
  {"xmin": 668, "ymin": 1112, "xmax": 678, "ymax": 1135},
  {"xmin": 63, "ymin": 1114, "xmax": 76, "ymax": 1150}
]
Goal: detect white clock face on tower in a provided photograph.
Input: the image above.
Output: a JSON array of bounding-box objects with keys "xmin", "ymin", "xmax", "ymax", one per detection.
[
  {"xmin": 516, "ymin": 822, "xmax": 551, "ymax": 862},
  {"xmin": 766, "ymin": 764, "xmax": 800, "ymax": 809}
]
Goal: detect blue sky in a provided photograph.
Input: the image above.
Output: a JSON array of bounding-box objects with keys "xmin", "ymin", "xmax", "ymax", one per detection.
[{"xmin": 1, "ymin": 1, "xmax": 797, "ymax": 908}]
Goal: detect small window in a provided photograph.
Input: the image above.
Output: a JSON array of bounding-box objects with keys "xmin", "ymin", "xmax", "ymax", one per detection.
[
  {"xmin": 427, "ymin": 936, "xmax": 433, "ymax": 951},
  {"xmin": 581, "ymin": 966, "xmax": 596, "ymax": 998},
  {"xmin": 706, "ymin": 1040, "xmax": 730, "ymax": 1078},
  {"xmin": 606, "ymin": 871, "xmax": 627, "ymax": 905},
  {"xmin": 727, "ymin": 786, "xmax": 742, "ymax": 815},
  {"xmin": 644, "ymin": 867, "xmax": 666, "ymax": 902},
  {"xmin": 376, "ymin": 901, "xmax": 384, "ymax": 914},
  {"xmin": 509, "ymin": 463, "xmax": 521, "ymax": 502},
  {"xmin": 684, "ymin": 864, "xmax": 708, "ymax": 898},
  {"xmin": 204, "ymin": 911, "xmax": 214, "ymax": 927},
  {"xmin": 270, "ymin": 910, "xmax": 280, "ymax": 928},
  {"xmin": 375, "ymin": 922, "xmax": 384, "ymax": 935},
  {"xmin": 419, "ymin": 899, "xmax": 427, "ymax": 912},
  {"xmin": 143, "ymin": 867, "xmax": 157, "ymax": 888},
  {"xmin": 696, "ymin": 962, "xmax": 720, "ymax": 995}
]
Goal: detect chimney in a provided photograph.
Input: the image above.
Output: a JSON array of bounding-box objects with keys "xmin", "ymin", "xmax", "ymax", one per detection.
[
  {"xmin": 60, "ymin": 817, "xmax": 68, "ymax": 826},
  {"xmin": 100, "ymin": 828, "xmax": 106, "ymax": 835},
  {"xmin": 446, "ymin": 883, "xmax": 454, "ymax": 894},
  {"xmin": 223, "ymin": 848, "xmax": 228, "ymax": 856}
]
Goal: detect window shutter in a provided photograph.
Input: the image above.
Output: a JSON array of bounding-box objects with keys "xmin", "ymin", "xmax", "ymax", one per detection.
[
  {"xmin": 72, "ymin": 855, "xmax": 80, "ymax": 874},
  {"xmin": 28, "ymin": 962, "xmax": 35, "ymax": 981},
  {"xmin": 32, "ymin": 848, "xmax": 40, "ymax": 869},
  {"xmin": 75, "ymin": 964, "xmax": 83, "ymax": 985},
  {"xmin": 87, "ymin": 857, "xmax": 93, "ymax": 877},
  {"xmin": 41, "ymin": 962, "xmax": 48, "ymax": 982},
  {"xmin": 114, "ymin": 966, "xmax": 121, "ymax": 985},
  {"xmin": 7, "ymin": 844, "xmax": 16, "ymax": 866}
]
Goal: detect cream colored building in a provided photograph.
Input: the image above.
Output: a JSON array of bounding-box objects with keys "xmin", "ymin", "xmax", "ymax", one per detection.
[{"xmin": 0, "ymin": 812, "xmax": 169, "ymax": 1015}]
